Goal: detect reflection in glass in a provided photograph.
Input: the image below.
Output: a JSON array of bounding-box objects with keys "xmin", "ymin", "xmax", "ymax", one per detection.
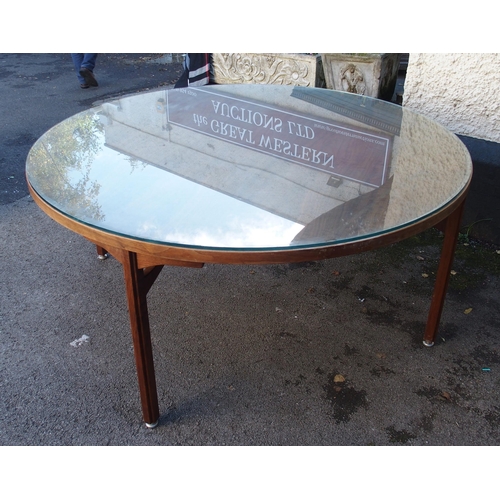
[
  {"xmin": 27, "ymin": 111, "xmax": 105, "ymax": 222},
  {"xmin": 26, "ymin": 86, "xmax": 472, "ymax": 251}
]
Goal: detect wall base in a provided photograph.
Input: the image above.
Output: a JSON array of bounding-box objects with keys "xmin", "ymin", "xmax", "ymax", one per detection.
[{"xmin": 458, "ymin": 135, "xmax": 500, "ymax": 245}]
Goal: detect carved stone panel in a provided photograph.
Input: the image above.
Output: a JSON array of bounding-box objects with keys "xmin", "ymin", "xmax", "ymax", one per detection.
[
  {"xmin": 212, "ymin": 53, "xmax": 325, "ymax": 87},
  {"xmin": 321, "ymin": 53, "xmax": 401, "ymax": 101}
]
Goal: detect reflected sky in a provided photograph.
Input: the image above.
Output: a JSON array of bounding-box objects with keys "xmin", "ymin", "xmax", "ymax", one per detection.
[{"xmin": 84, "ymin": 144, "xmax": 304, "ymax": 248}]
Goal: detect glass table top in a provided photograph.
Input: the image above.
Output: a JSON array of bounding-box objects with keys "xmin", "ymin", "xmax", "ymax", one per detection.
[{"xmin": 26, "ymin": 85, "xmax": 472, "ymax": 251}]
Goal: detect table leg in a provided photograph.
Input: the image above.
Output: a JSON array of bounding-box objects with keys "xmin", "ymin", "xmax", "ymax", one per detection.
[
  {"xmin": 423, "ymin": 200, "xmax": 465, "ymax": 346},
  {"xmin": 96, "ymin": 245, "xmax": 109, "ymax": 260},
  {"xmin": 122, "ymin": 251, "xmax": 162, "ymax": 427}
]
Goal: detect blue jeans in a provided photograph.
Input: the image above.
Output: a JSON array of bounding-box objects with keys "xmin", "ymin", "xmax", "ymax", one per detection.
[{"xmin": 71, "ymin": 54, "xmax": 98, "ymax": 85}]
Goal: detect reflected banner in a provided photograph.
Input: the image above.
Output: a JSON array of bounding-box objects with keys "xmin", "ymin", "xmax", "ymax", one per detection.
[{"xmin": 167, "ymin": 87, "xmax": 392, "ymax": 188}]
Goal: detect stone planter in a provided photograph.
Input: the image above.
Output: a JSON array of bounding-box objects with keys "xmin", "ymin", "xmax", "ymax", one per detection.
[
  {"xmin": 321, "ymin": 53, "xmax": 401, "ymax": 101},
  {"xmin": 211, "ymin": 53, "xmax": 325, "ymax": 88}
]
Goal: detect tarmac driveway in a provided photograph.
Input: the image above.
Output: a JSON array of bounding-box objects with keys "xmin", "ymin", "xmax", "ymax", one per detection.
[{"xmin": 0, "ymin": 53, "xmax": 183, "ymax": 204}]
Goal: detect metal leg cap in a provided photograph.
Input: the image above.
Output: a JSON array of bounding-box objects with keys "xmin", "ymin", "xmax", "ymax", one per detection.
[
  {"xmin": 97, "ymin": 253, "xmax": 109, "ymax": 260},
  {"xmin": 145, "ymin": 420, "xmax": 158, "ymax": 429},
  {"xmin": 423, "ymin": 340, "xmax": 434, "ymax": 347}
]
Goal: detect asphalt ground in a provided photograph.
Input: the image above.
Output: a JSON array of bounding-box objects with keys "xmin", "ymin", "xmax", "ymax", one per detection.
[
  {"xmin": 0, "ymin": 54, "xmax": 499, "ymax": 492},
  {"xmin": 0, "ymin": 53, "xmax": 184, "ymax": 205}
]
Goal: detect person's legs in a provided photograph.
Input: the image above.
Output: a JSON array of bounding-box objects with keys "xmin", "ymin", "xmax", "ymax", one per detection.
[
  {"xmin": 71, "ymin": 53, "xmax": 98, "ymax": 88},
  {"xmin": 80, "ymin": 54, "xmax": 97, "ymax": 72},
  {"xmin": 71, "ymin": 53, "xmax": 86, "ymax": 85},
  {"xmin": 79, "ymin": 54, "xmax": 98, "ymax": 88}
]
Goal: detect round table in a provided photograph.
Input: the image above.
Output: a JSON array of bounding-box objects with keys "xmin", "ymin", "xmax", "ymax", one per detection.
[{"xmin": 26, "ymin": 85, "xmax": 472, "ymax": 427}]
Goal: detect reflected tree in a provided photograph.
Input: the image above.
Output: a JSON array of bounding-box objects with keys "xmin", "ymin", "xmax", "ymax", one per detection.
[
  {"xmin": 27, "ymin": 110, "xmax": 105, "ymax": 221},
  {"xmin": 127, "ymin": 156, "xmax": 149, "ymax": 174}
]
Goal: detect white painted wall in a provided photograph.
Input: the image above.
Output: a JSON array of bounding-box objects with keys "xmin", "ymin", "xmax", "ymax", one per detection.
[{"xmin": 403, "ymin": 53, "xmax": 500, "ymax": 143}]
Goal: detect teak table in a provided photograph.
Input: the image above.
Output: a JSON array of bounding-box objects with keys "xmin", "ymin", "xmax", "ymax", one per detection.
[{"xmin": 26, "ymin": 85, "xmax": 472, "ymax": 427}]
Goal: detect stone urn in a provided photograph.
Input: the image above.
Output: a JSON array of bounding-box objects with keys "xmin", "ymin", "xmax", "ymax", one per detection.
[
  {"xmin": 321, "ymin": 53, "xmax": 401, "ymax": 101},
  {"xmin": 211, "ymin": 53, "xmax": 325, "ymax": 88}
]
